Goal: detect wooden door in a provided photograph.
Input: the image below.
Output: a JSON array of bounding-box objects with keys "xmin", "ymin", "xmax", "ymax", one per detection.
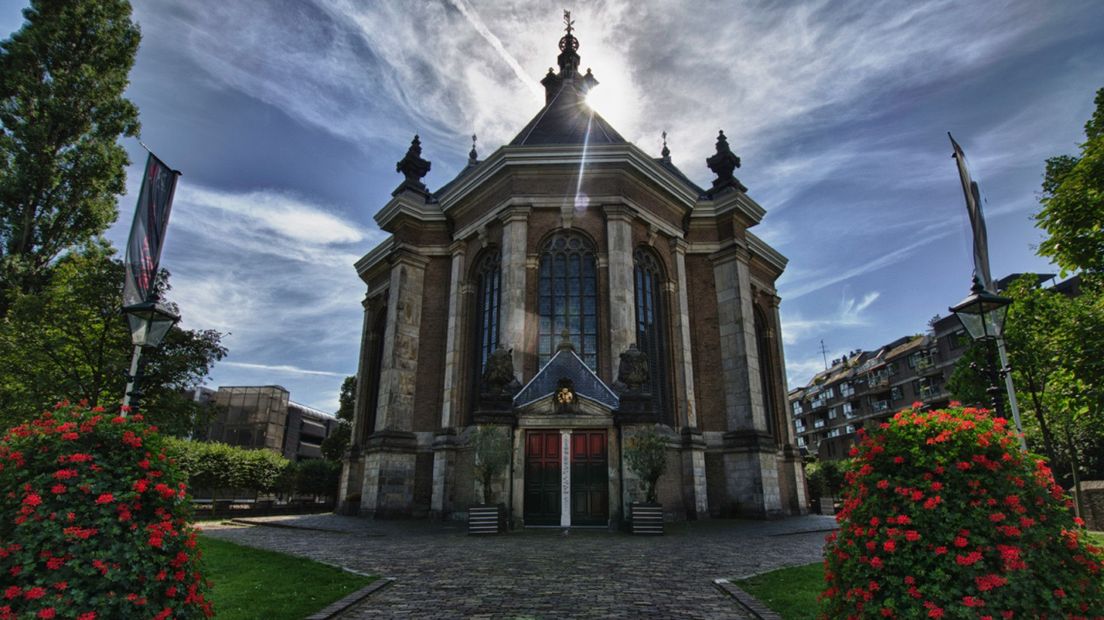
[
  {"xmin": 524, "ymin": 431, "xmax": 561, "ymax": 526},
  {"xmin": 570, "ymin": 431, "xmax": 608, "ymax": 525}
]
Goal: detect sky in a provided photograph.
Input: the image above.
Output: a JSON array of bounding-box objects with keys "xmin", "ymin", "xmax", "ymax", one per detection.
[{"xmin": 2, "ymin": 1, "xmax": 1103, "ymax": 413}]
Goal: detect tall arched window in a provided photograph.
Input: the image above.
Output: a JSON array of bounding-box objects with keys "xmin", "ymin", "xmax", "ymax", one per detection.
[
  {"xmin": 473, "ymin": 250, "xmax": 501, "ymax": 372},
  {"xmin": 755, "ymin": 306, "xmax": 778, "ymax": 440},
  {"xmin": 538, "ymin": 232, "xmax": 598, "ymax": 369},
  {"xmin": 633, "ymin": 248, "xmax": 670, "ymax": 418}
]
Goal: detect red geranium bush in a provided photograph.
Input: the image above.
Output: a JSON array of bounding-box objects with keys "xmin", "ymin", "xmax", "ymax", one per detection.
[
  {"xmin": 0, "ymin": 402, "xmax": 213, "ymax": 619},
  {"xmin": 821, "ymin": 405, "xmax": 1104, "ymax": 619}
]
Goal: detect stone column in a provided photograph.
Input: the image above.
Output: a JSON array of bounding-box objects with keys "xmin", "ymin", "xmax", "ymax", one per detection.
[
  {"xmin": 669, "ymin": 239, "xmax": 699, "ymax": 428},
  {"xmin": 498, "ymin": 206, "xmax": 529, "ymax": 381},
  {"xmin": 432, "ymin": 242, "xmax": 467, "ymax": 517},
  {"xmin": 339, "ymin": 295, "xmax": 377, "ymax": 514},
  {"xmin": 604, "ymin": 205, "xmax": 635, "ymax": 373},
  {"xmin": 361, "ymin": 249, "xmax": 427, "ymax": 517},
  {"xmin": 712, "ymin": 243, "xmax": 781, "ymax": 517},
  {"xmin": 770, "ymin": 293, "xmax": 807, "ymax": 514}
]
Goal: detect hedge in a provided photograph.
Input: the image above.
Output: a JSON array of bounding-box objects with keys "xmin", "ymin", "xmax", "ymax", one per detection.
[{"xmin": 164, "ymin": 439, "xmax": 340, "ymax": 498}]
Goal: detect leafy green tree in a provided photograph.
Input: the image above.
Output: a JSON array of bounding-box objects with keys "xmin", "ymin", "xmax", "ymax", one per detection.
[
  {"xmin": 0, "ymin": 0, "xmax": 141, "ymax": 312},
  {"xmin": 0, "ymin": 245, "xmax": 226, "ymax": 435},
  {"xmin": 623, "ymin": 427, "xmax": 668, "ymax": 504},
  {"xmin": 1036, "ymin": 87, "xmax": 1104, "ymax": 277},
  {"xmin": 320, "ymin": 376, "xmax": 355, "ymax": 461},
  {"xmin": 470, "ymin": 425, "xmax": 511, "ymax": 505}
]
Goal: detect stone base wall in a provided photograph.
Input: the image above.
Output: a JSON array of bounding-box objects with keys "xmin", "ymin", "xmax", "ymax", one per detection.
[{"xmin": 1080, "ymin": 482, "xmax": 1104, "ymax": 531}]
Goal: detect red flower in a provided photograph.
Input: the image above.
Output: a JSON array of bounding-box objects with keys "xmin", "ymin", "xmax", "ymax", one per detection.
[
  {"xmin": 22, "ymin": 493, "xmax": 41, "ymax": 507},
  {"xmin": 956, "ymin": 551, "xmax": 982, "ymax": 566},
  {"xmin": 963, "ymin": 596, "xmax": 985, "ymax": 607},
  {"xmin": 883, "ymin": 540, "xmax": 897, "ymax": 552},
  {"xmin": 953, "ymin": 536, "xmax": 969, "ymax": 548},
  {"xmin": 76, "ymin": 613, "xmax": 96, "ymax": 620},
  {"xmin": 24, "ymin": 587, "xmax": 46, "ymax": 600},
  {"xmin": 3, "ymin": 586, "xmax": 20, "ymax": 600},
  {"xmin": 95, "ymin": 493, "xmax": 114, "ymax": 504},
  {"xmin": 50, "ymin": 484, "xmax": 65, "ymax": 494},
  {"xmin": 37, "ymin": 608, "xmax": 55, "ymax": 619}
]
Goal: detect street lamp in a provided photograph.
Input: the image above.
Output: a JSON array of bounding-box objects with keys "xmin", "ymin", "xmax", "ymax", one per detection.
[
  {"xmin": 121, "ymin": 295, "xmax": 180, "ymax": 413},
  {"xmin": 949, "ymin": 277, "xmax": 1015, "ymax": 422}
]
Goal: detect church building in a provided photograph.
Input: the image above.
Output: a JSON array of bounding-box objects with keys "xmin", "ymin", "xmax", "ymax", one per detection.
[{"xmin": 340, "ymin": 14, "xmax": 805, "ymax": 526}]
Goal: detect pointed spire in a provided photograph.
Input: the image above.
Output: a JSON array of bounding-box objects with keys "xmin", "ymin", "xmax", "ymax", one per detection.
[
  {"xmin": 393, "ymin": 134, "xmax": 431, "ymax": 197},
  {"xmin": 660, "ymin": 131, "xmax": 670, "ymax": 162},
  {"xmin": 468, "ymin": 133, "xmax": 478, "ymax": 166},
  {"xmin": 706, "ymin": 130, "xmax": 747, "ymax": 195}
]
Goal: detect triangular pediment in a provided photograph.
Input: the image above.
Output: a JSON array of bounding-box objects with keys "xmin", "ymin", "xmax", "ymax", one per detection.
[{"xmin": 513, "ymin": 348, "xmax": 619, "ymax": 410}]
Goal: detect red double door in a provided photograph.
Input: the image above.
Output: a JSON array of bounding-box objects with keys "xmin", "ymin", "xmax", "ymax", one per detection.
[{"xmin": 523, "ymin": 430, "xmax": 608, "ymax": 526}]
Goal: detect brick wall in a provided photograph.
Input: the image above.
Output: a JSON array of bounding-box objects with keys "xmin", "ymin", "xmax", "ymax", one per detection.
[
  {"xmin": 686, "ymin": 255, "xmax": 725, "ymax": 432},
  {"xmin": 413, "ymin": 256, "xmax": 450, "ymax": 432}
]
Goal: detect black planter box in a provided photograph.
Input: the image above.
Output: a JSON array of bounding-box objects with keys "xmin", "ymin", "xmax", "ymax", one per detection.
[
  {"xmin": 468, "ymin": 504, "xmax": 506, "ymax": 535},
  {"xmin": 630, "ymin": 503, "xmax": 663, "ymax": 535}
]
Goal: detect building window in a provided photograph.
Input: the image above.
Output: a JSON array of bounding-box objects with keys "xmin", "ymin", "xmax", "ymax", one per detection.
[
  {"xmin": 634, "ymin": 248, "xmax": 670, "ymax": 418},
  {"xmin": 473, "ymin": 250, "xmax": 501, "ymax": 372},
  {"xmin": 840, "ymin": 382, "xmax": 854, "ymax": 397},
  {"xmin": 891, "ymin": 386, "xmax": 904, "ymax": 401},
  {"xmin": 538, "ymin": 232, "xmax": 598, "ymax": 369}
]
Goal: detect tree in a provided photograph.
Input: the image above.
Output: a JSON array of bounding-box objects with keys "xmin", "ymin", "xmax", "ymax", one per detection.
[
  {"xmin": 470, "ymin": 426, "xmax": 511, "ymax": 505},
  {"xmin": 1036, "ymin": 87, "xmax": 1104, "ymax": 277},
  {"xmin": 0, "ymin": 244, "xmax": 226, "ymax": 435},
  {"xmin": 0, "ymin": 0, "xmax": 141, "ymax": 312},
  {"xmin": 623, "ymin": 427, "xmax": 668, "ymax": 504},
  {"xmin": 320, "ymin": 376, "xmax": 355, "ymax": 461}
]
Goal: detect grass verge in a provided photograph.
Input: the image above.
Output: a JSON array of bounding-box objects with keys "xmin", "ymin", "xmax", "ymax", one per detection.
[
  {"xmin": 200, "ymin": 535, "xmax": 376, "ymax": 620},
  {"xmin": 734, "ymin": 562, "xmax": 822, "ymax": 620}
]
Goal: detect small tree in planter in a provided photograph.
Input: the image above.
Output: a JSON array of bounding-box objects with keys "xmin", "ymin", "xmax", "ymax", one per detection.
[
  {"xmin": 624, "ymin": 427, "xmax": 668, "ymax": 534},
  {"xmin": 469, "ymin": 426, "xmax": 511, "ymax": 533}
]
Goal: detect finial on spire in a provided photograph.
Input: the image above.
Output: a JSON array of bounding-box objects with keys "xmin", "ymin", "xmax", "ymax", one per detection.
[
  {"xmin": 706, "ymin": 129, "xmax": 747, "ymax": 195},
  {"xmin": 468, "ymin": 133, "xmax": 478, "ymax": 166},
  {"xmin": 393, "ymin": 134, "xmax": 432, "ymax": 197},
  {"xmin": 661, "ymin": 131, "xmax": 670, "ymax": 162},
  {"xmin": 563, "ymin": 10, "xmax": 574, "ymax": 37},
  {"xmin": 557, "ymin": 9, "xmax": 581, "ymax": 76}
]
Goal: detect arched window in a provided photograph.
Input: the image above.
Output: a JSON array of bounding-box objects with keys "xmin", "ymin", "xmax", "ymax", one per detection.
[
  {"xmin": 633, "ymin": 248, "xmax": 670, "ymax": 418},
  {"xmin": 473, "ymin": 250, "xmax": 501, "ymax": 372},
  {"xmin": 538, "ymin": 232, "xmax": 598, "ymax": 369},
  {"xmin": 755, "ymin": 306, "xmax": 778, "ymax": 440}
]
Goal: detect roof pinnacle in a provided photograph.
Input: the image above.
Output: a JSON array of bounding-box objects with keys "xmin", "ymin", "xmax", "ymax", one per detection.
[
  {"xmin": 661, "ymin": 131, "xmax": 670, "ymax": 162},
  {"xmin": 468, "ymin": 133, "xmax": 478, "ymax": 166}
]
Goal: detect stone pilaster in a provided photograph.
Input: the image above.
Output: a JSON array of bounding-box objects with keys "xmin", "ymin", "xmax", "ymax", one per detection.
[
  {"xmin": 603, "ymin": 205, "xmax": 635, "ymax": 373},
  {"xmin": 712, "ymin": 243, "xmax": 781, "ymax": 516},
  {"xmin": 498, "ymin": 206, "xmax": 529, "ymax": 381},
  {"xmin": 669, "ymin": 238, "xmax": 699, "ymax": 428},
  {"xmin": 770, "ymin": 294, "xmax": 807, "ymax": 514},
  {"xmin": 431, "ymin": 242, "xmax": 467, "ymax": 517},
  {"xmin": 360, "ymin": 249, "xmax": 427, "ymax": 517},
  {"xmin": 680, "ymin": 427, "xmax": 708, "ymax": 518},
  {"xmin": 560, "ymin": 429, "xmax": 572, "ymax": 527}
]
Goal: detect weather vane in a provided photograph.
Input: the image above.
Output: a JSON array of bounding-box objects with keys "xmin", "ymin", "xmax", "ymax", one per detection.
[{"xmin": 563, "ymin": 10, "xmax": 574, "ymax": 36}]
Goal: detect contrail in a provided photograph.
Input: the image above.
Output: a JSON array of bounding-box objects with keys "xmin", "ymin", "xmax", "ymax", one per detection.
[{"xmin": 447, "ymin": 0, "xmax": 544, "ymax": 101}]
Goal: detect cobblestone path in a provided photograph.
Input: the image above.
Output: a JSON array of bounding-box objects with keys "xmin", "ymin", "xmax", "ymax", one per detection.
[{"xmin": 200, "ymin": 514, "xmax": 835, "ymax": 619}]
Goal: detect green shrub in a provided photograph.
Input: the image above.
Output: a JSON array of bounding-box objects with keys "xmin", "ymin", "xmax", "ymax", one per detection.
[
  {"xmin": 289, "ymin": 459, "xmax": 340, "ymax": 498},
  {"xmin": 624, "ymin": 427, "xmax": 668, "ymax": 503},
  {"xmin": 807, "ymin": 459, "xmax": 847, "ymax": 498},
  {"xmin": 0, "ymin": 402, "xmax": 213, "ymax": 618},
  {"xmin": 822, "ymin": 405, "xmax": 1104, "ymax": 618},
  {"xmin": 165, "ymin": 438, "xmax": 290, "ymax": 495}
]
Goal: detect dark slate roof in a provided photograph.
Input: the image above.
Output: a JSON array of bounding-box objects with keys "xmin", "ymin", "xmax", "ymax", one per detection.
[
  {"xmin": 655, "ymin": 157, "xmax": 707, "ymax": 197},
  {"xmin": 513, "ymin": 348, "xmax": 620, "ymax": 410},
  {"xmin": 510, "ymin": 82, "xmax": 626, "ymax": 146}
]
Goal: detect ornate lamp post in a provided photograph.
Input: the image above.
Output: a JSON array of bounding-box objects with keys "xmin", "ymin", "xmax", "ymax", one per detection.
[
  {"xmin": 121, "ymin": 295, "xmax": 180, "ymax": 413},
  {"xmin": 948, "ymin": 277, "xmax": 1024, "ymax": 447}
]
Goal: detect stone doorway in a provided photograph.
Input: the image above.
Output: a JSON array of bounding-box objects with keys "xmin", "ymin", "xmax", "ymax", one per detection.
[
  {"xmin": 523, "ymin": 431, "xmax": 561, "ymax": 526},
  {"xmin": 570, "ymin": 430, "xmax": 608, "ymax": 525}
]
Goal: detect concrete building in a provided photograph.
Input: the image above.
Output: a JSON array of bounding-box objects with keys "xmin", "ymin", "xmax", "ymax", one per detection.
[
  {"xmin": 789, "ymin": 273, "xmax": 1080, "ymax": 460},
  {"xmin": 201, "ymin": 385, "xmax": 338, "ymax": 462},
  {"xmin": 341, "ymin": 14, "xmax": 804, "ymax": 525}
]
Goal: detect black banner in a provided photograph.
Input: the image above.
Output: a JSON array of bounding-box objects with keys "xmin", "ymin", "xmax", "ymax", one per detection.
[{"xmin": 123, "ymin": 153, "xmax": 180, "ymax": 307}]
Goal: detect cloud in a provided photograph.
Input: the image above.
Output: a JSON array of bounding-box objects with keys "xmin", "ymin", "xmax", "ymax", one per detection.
[
  {"xmin": 781, "ymin": 291, "xmax": 881, "ymax": 345},
  {"xmin": 220, "ymin": 361, "xmax": 346, "ymax": 378}
]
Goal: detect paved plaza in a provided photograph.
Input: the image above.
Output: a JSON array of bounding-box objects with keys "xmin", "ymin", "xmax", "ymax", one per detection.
[{"xmin": 200, "ymin": 514, "xmax": 836, "ymax": 619}]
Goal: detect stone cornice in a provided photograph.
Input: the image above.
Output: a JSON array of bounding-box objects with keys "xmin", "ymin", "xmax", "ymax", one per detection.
[
  {"xmin": 691, "ymin": 190, "xmax": 766, "ymax": 228},
  {"xmin": 709, "ymin": 239, "xmax": 751, "ymax": 267},
  {"xmin": 355, "ymin": 236, "xmax": 395, "ymax": 281},
  {"xmin": 374, "ymin": 191, "xmax": 446, "ymax": 231},
  {"xmin": 747, "ymin": 231, "xmax": 788, "ymax": 273},
  {"xmin": 436, "ymin": 143, "xmax": 702, "ymax": 212}
]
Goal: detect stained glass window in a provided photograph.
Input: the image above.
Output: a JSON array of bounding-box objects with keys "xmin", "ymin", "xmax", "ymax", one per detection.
[
  {"xmin": 538, "ymin": 232, "xmax": 598, "ymax": 369},
  {"xmin": 474, "ymin": 250, "xmax": 501, "ymax": 372},
  {"xmin": 633, "ymin": 248, "xmax": 669, "ymax": 418}
]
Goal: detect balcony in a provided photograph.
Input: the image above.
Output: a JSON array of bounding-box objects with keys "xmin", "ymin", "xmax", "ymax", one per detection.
[
  {"xmin": 871, "ymin": 400, "xmax": 890, "ymax": 413},
  {"xmin": 920, "ymin": 385, "xmax": 941, "ymax": 400},
  {"xmin": 814, "ymin": 420, "xmax": 826, "ymax": 429},
  {"xmin": 840, "ymin": 384, "xmax": 855, "ymax": 397},
  {"xmin": 867, "ymin": 373, "xmax": 890, "ymax": 389}
]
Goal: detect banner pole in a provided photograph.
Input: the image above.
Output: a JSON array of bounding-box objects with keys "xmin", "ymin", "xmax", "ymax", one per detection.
[{"xmin": 122, "ymin": 344, "xmax": 142, "ymax": 415}]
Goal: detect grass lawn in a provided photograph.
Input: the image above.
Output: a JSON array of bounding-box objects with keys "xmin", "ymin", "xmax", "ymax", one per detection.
[
  {"xmin": 200, "ymin": 535, "xmax": 376, "ymax": 620},
  {"xmin": 734, "ymin": 562, "xmax": 823, "ymax": 620}
]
